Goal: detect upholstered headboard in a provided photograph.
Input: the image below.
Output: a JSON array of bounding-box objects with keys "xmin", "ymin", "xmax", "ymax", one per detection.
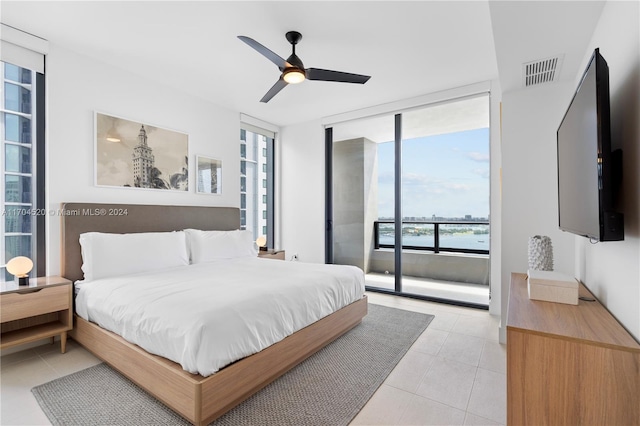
[{"xmin": 61, "ymin": 202, "xmax": 241, "ymax": 283}]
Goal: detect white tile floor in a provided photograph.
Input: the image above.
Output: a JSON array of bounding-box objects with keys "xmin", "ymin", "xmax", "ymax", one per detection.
[
  {"xmin": 351, "ymin": 292, "xmax": 505, "ymax": 426},
  {"xmin": 0, "ymin": 292, "xmax": 505, "ymax": 425}
]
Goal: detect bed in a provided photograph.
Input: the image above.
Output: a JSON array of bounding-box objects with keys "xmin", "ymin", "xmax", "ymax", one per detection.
[{"xmin": 62, "ymin": 202, "xmax": 367, "ymax": 425}]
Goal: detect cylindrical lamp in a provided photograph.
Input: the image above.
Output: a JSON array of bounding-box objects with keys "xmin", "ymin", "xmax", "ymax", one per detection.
[{"xmin": 6, "ymin": 256, "xmax": 34, "ymax": 286}]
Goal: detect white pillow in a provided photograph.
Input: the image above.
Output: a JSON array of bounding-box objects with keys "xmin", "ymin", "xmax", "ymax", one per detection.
[
  {"xmin": 79, "ymin": 231, "xmax": 189, "ymax": 282},
  {"xmin": 184, "ymin": 229, "xmax": 257, "ymax": 264}
]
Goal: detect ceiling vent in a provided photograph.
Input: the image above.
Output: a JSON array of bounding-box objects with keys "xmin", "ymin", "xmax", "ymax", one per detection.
[{"xmin": 522, "ymin": 55, "xmax": 564, "ymax": 87}]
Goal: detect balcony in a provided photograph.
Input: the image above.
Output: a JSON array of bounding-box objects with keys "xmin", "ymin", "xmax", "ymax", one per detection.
[{"xmin": 335, "ymin": 220, "xmax": 490, "ymax": 307}]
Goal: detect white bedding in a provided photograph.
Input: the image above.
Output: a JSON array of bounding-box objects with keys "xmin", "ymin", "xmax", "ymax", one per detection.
[{"xmin": 75, "ymin": 258, "xmax": 364, "ymax": 376}]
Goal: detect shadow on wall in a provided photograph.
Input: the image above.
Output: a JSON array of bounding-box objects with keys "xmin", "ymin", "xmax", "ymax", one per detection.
[{"xmin": 611, "ymin": 55, "xmax": 640, "ymax": 238}]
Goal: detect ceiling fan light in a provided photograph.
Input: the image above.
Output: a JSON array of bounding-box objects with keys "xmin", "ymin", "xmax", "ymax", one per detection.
[{"xmin": 283, "ymin": 68, "xmax": 305, "ymax": 84}]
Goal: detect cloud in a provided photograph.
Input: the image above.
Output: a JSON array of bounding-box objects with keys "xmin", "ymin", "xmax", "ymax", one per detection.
[
  {"xmin": 377, "ymin": 171, "xmax": 488, "ymax": 218},
  {"xmin": 401, "ymin": 173, "xmax": 471, "ymax": 194},
  {"xmin": 466, "ymin": 152, "xmax": 490, "ymax": 162},
  {"xmin": 472, "ymin": 168, "xmax": 490, "ymax": 178}
]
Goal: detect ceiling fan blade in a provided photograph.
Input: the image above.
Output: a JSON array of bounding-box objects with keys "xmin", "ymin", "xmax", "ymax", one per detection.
[
  {"xmin": 238, "ymin": 36, "xmax": 290, "ymax": 70},
  {"xmin": 260, "ymin": 78, "xmax": 288, "ymax": 103},
  {"xmin": 306, "ymin": 68, "xmax": 371, "ymax": 84}
]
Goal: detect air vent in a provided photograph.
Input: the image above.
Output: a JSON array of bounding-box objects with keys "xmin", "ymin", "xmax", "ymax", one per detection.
[{"xmin": 522, "ymin": 55, "xmax": 564, "ymax": 87}]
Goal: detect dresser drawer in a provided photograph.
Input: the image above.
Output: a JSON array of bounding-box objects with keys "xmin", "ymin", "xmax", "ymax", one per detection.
[{"xmin": 0, "ymin": 285, "xmax": 70, "ymax": 323}]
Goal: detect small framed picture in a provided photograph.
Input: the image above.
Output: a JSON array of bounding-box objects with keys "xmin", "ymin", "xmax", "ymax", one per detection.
[{"xmin": 196, "ymin": 156, "xmax": 222, "ymax": 195}]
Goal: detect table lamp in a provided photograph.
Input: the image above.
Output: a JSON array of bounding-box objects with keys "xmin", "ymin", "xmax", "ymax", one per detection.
[
  {"xmin": 6, "ymin": 256, "xmax": 33, "ymax": 286},
  {"xmin": 256, "ymin": 236, "xmax": 267, "ymax": 252}
]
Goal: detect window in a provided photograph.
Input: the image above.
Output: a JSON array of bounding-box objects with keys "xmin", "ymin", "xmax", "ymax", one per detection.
[
  {"xmin": 240, "ymin": 123, "xmax": 274, "ymax": 248},
  {"xmin": 1, "ymin": 61, "xmax": 45, "ymax": 281},
  {"xmin": 375, "ymin": 96, "xmax": 490, "ymax": 254},
  {"xmin": 327, "ymin": 93, "xmax": 491, "ymax": 306}
]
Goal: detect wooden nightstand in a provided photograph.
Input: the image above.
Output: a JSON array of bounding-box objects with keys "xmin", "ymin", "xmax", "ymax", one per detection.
[
  {"xmin": 1, "ymin": 276, "xmax": 73, "ymax": 353},
  {"xmin": 258, "ymin": 249, "xmax": 286, "ymax": 260}
]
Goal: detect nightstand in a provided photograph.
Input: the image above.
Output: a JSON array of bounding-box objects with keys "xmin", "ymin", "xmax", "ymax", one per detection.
[
  {"xmin": 0, "ymin": 276, "xmax": 73, "ymax": 353},
  {"xmin": 258, "ymin": 249, "xmax": 286, "ymax": 260}
]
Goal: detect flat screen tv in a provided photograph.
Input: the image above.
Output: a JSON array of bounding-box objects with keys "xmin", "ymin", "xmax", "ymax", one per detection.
[{"xmin": 557, "ymin": 48, "xmax": 623, "ymax": 242}]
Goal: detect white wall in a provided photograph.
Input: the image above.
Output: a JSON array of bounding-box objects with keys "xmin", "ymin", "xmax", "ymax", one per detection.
[
  {"xmin": 500, "ymin": 82, "xmax": 577, "ymax": 341},
  {"xmin": 575, "ymin": 1, "xmax": 640, "ymax": 340},
  {"xmin": 45, "ymin": 44, "xmax": 240, "ymax": 276},
  {"xmin": 279, "ymin": 119, "xmax": 325, "ymax": 263}
]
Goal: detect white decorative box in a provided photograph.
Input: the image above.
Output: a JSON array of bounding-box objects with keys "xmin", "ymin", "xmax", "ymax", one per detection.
[{"xmin": 527, "ymin": 270, "xmax": 579, "ymax": 305}]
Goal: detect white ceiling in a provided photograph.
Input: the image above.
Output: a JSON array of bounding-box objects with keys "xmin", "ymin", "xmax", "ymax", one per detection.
[
  {"xmin": 489, "ymin": 1, "xmax": 605, "ymax": 93},
  {"xmin": 2, "ymin": 1, "xmax": 605, "ymax": 127},
  {"xmin": 333, "ymin": 94, "xmax": 490, "ymax": 143}
]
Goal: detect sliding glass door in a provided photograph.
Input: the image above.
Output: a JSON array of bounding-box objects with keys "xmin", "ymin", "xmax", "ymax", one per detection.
[
  {"xmin": 326, "ymin": 94, "xmax": 491, "ymax": 308},
  {"xmin": 399, "ymin": 98, "xmax": 490, "ymax": 306}
]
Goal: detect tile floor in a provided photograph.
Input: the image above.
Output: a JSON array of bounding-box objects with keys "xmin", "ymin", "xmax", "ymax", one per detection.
[
  {"xmin": 0, "ymin": 292, "xmax": 505, "ymax": 425},
  {"xmin": 352, "ymin": 292, "xmax": 505, "ymax": 425}
]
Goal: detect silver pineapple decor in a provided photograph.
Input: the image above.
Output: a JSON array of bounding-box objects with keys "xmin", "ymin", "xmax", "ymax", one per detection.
[{"xmin": 528, "ymin": 235, "xmax": 554, "ymax": 271}]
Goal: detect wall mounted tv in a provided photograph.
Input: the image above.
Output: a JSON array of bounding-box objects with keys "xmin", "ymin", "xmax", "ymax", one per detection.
[{"xmin": 557, "ymin": 48, "xmax": 623, "ymax": 242}]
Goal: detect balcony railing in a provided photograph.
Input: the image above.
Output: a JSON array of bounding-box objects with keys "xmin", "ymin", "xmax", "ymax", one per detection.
[{"xmin": 374, "ymin": 220, "xmax": 490, "ymax": 255}]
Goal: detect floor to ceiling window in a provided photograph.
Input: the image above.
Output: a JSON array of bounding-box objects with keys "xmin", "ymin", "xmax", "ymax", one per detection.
[
  {"xmin": 240, "ymin": 123, "xmax": 275, "ymax": 248},
  {"xmin": 327, "ymin": 93, "xmax": 491, "ymax": 308},
  {"xmin": 1, "ymin": 59, "xmax": 45, "ymax": 281}
]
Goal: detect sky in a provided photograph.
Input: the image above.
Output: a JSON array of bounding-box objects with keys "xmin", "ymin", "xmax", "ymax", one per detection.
[{"xmin": 377, "ymin": 127, "xmax": 490, "ymax": 219}]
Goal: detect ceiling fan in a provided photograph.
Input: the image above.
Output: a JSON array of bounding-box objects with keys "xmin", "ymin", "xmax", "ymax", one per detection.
[{"xmin": 238, "ymin": 31, "xmax": 371, "ymax": 103}]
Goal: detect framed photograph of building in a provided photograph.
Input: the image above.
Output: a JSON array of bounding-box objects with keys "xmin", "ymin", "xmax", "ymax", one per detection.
[
  {"xmin": 95, "ymin": 112, "xmax": 189, "ymax": 191},
  {"xmin": 196, "ymin": 156, "xmax": 222, "ymax": 195}
]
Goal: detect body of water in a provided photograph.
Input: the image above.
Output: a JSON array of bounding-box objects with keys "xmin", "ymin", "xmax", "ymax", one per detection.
[{"xmin": 379, "ymin": 233, "xmax": 489, "ymax": 251}]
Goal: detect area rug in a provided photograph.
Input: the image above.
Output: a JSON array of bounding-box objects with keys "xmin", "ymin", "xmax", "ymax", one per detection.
[{"xmin": 32, "ymin": 304, "xmax": 433, "ymax": 426}]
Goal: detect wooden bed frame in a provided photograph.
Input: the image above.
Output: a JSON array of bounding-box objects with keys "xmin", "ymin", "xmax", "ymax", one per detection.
[{"xmin": 61, "ymin": 202, "xmax": 367, "ymax": 425}]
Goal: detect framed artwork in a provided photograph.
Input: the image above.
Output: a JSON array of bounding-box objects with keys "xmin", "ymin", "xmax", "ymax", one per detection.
[
  {"xmin": 196, "ymin": 156, "xmax": 222, "ymax": 195},
  {"xmin": 95, "ymin": 112, "xmax": 189, "ymax": 191}
]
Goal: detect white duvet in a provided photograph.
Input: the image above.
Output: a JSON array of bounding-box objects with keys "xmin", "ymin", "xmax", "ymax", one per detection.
[{"xmin": 75, "ymin": 258, "xmax": 364, "ymax": 376}]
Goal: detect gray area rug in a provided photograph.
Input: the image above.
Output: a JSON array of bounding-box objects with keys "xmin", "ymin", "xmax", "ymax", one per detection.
[{"xmin": 32, "ymin": 304, "xmax": 433, "ymax": 426}]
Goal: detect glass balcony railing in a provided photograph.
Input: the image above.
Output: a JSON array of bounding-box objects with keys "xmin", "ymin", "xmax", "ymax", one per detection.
[{"xmin": 374, "ymin": 220, "xmax": 490, "ymax": 255}]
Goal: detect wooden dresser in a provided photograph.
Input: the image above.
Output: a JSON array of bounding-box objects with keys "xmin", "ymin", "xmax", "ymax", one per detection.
[{"xmin": 507, "ymin": 272, "xmax": 640, "ymax": 425}]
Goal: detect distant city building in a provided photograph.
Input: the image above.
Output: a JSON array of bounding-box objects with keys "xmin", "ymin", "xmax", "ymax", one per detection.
[
  {"xmin": 379, "ymin": 215, "xmax": 488, "ymax": 222},
  {"xmin": 240, "ymin": 129, "xmax": 268, "ymax": 240},
  {"xmin": 2, "ymin": 62, "xmax": 37, "ymax": 280},
  {"xmin": 132, "ymin": 125, "xmax": 155, "ymax": 188}
]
